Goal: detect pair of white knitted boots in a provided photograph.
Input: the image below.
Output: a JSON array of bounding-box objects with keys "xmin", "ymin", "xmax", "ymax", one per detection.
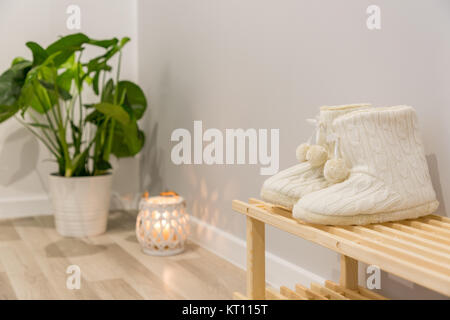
[{"xmin": 261, "ymin": 104, "xmax": 439, "ymax": 225}]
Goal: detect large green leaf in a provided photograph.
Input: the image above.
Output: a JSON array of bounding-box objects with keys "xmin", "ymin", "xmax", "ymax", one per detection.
[
  {"xmin": 88, "ymin": 38, "xmax": 118, "ymax": 49},
  {"xmin": 86, "ymin": 59, "xmax": 112, "ymax": 74},
  {"xmin": 17, "ymin": 65, "xmax": 61, "ymax": 113},
  {"xmin": 101, "ymin": 79, "xmax": 114, "ymax": 103},
  {"xmin": 11, "ymin": 57, "xmax": 27, "ymax": 66},
  {"xmin": 46, "ymin": 33, "xmax": 90, "ymax": 55},
  {"xmin": 56, "ymin": 69, "xmax": 73, "ymax": 93},
  {"xmin": 0, "ymin": 104, "xmax": 19, "ymax": 123},
  {"xmin": 0, "ymin": 60, "xmax": 32, "ymax": 107},
  {"xmin": 46, "ymin": 34, "xmax": 118, "ymax": 75},
  {"xmin": 118, "ymin": 37, "xmax": 130, "ymax": 48},
  {"xmin": 111, "ymin": 119, "xmax": 145, "ymax": 158},
  {"xmin": 60, "ymin": 53, "xmax": 75, "ymax": 69},
  {"xmin": 45, "ymin": 33, "xmax": 90, "ymax": 67},
  {"xmin": 85, "ymin": 110, "xmax": 104, "ymax": 124},
  {"xmin": 117, "ymin": 81, "xmax": 147, "ymax": 120},
  {"xmin": 85, "ymin": 37, "xmax": 129, "ymax": 75},
  {"xmin": 92, "ymin": 71, "xmax": 100, "ymax": 95},
  {"xmin": 26, "ymin": 42, "xmax": 48, "ymax": 66},
  {"xmin": 93, "ymin": 102, "xmax": 130, "ymax": 125},
  {"xmin": 17, "ymin": 80, "xmax": 45, "ymax": 113},
  {"xmin": 38, "ymin": 79, "xmax": 72, "ymax": 100}
]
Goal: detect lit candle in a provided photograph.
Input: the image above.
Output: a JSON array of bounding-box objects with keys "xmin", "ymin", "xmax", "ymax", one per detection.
[{"xmin": 136, "ymin": 192, "xmax": 189, "ymax": 256}]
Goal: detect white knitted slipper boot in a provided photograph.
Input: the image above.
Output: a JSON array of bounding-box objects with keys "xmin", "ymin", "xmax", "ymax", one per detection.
[
  {"xmin": 293, "ymin": 106, "xmax": 439, "ymax": 225},
  {"xmin": 260, "ymin": 103, "xmax": 371, "ymax": 209}
]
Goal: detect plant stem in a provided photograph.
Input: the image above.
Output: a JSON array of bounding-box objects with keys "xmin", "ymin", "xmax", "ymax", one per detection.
[
  {"xmin": 91, "ymin": 120, "xmax": 106, "ymax": 175},
  {"xmin": 65, "ymin": 89, "xmax": 77, "ymax": 129},
  {"xmin": 31, "ymin": 84, "xmax": 60, "ymax": 150},
  {"xmin": 29, "ymin": 112, "xmax": 59, "ymax": 153},
  {"xmin": 51, "ymin": 66, "xmax": 72, "ymax": 176},
  {"xmin": 100, "ymin": 70, "xmax": 106, "ymax": 99},
  {"xmin": 52, "ymin": 69, "xmax": 64, "ymax": 129},
  {"xmin": 113, "ymin": 50, "xmax": 122, "ymax": 105},
  {"xmin": 77, "ymin": 52, "xmax": 84, "ymax": 144},
  {"xmin": 103, "ymin": 119, "xmax": 115, "ymax": 161},
  {"xmin": 15, "ymin": 116, "xmax": 59, "ymax": 158}
]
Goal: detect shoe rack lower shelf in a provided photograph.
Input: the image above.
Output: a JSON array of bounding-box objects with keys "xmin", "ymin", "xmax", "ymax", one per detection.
[{"xmin": 232, "ymin": 198, "xmax": 450, "ymax": 299}]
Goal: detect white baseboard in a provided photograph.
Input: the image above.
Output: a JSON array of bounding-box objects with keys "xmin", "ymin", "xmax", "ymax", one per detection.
[
  {"xmin": 0, "ymin": 192, "xmax": 134, "ymax": 219},
  {"xmin": 189, "ymin": 216, "xmax": 325, "ymax": 289},
  {"xmin": 0, "ymin": 195, "xmax": 52, "ymax": 219}
]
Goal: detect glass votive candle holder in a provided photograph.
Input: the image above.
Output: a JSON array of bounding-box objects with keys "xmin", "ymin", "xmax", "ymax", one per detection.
[{"xmin": 136, "ymin": 192, "xmax": 189, "ymax": 256}]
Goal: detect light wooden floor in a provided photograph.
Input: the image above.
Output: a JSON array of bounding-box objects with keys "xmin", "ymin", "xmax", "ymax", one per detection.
[{"xmin": 0, "ymin": 211, "xmax": 245, "ymax": 300}]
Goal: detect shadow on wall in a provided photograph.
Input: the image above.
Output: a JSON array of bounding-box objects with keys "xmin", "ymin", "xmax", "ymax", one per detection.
[
  {"xmin": 0, "ymin": 127, "xmax": 46, "ymax": 190},
  {"xmin": 140, "ymin": 121, "xmax": 165, "ymax": 195},
  {"xmin": 427, "ymin": 154, "xmax": 447, "ymax": 218},
  {"xmin": 139, "ymin": 63, "xmax": 179, "ymax": 196},
  {"xmin": 191, "ymin": 175, "xmax": 221, "ymax": 225}
]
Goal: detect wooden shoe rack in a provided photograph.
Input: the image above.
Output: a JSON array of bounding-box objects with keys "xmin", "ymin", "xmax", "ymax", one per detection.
[{"xmin": 232, "ymin": 198, "xmax": 450, "ymax": 300}]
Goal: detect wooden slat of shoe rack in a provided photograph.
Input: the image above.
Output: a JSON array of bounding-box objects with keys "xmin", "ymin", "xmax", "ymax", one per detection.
[{"xmin": 232, "ymin": 198, "xmax": 450, "ymax": 299}]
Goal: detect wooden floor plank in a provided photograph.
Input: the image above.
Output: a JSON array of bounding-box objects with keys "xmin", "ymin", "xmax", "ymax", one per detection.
[
  {"xmin": 0, "ymin": 272, "xmax": 17, "ymax": 300},
  {"xmin": 0, "ymin": 220, "xmax": 21, "ymax": 242},
  {"xmin": 11, "ymin": 216, "xmax": 99, "ymax": 300},
  {"xmin": 89, "ymin": 278, "xmax": 144, "ymax": 300},
  {"xmin": 109, "ymin": 229, "xmax": 245, "ymax": 299},
  {"xmin": 0, "ymin": 242, "xmax": 59, "ymax": 299},
  {"xmin": 0, "ymin": 212, "xmax": 245, "ymax": 300},
  {"xmin": 34, "ymin": 214, "xmax": 182, "ymax": 299},
  {"xmin": 100, "ymin": 243, "xmax": 184, "ymax": 299}
]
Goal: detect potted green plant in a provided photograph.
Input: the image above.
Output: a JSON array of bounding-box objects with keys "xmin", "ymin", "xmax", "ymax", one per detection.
[{"xmin": 0, "ymin": 33, "xmax": 147, "ymax": 237}]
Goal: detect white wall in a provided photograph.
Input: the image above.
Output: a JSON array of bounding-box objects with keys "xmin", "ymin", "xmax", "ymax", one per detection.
[
  {"xmin": 137, "ymin": 0, "xmax": 450, "ymax": 299},
  {"xmin": 1, "ymin": 0, "xmax": 448, "ymax": 300},
  {"xmin": 0, "ymin": 0, "xmax": 139, "ymax": 217}
]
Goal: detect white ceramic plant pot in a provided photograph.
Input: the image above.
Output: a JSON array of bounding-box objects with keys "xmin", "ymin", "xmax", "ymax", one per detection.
[{"xmin": 48, "ymin": 173, "xmax": 113, "ymax": 237}]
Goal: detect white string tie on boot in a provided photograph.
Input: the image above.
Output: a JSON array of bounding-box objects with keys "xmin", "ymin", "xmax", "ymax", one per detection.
[
  {"xmin": 296, "ymin": 117, "xmax": 328, "ymax": 167},
  {"xmin": 323, "ymin": 133, "xmax": 349, "ymax": 183}
]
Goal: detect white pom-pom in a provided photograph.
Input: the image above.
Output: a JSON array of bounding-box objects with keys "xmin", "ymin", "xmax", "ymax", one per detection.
[
  {"xmin": 324, "ymin": 158, "xmax": 349, "ymax": 183},
  {"xmin": 306, "ymin": 145, "xmax": 328, "ymax": 167},
  {"xmin": 296, "ymin": 143, "xmax": 310, "ymax": 162}
]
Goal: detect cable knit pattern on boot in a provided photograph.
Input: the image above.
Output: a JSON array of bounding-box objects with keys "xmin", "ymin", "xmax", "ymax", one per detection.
[
  {"xmin": 260, "ymin": 103, "xmax": 371, "ymax": 209},
  {"xmin": 293, "ymin": 106, "xmax": 439, "ymax": 225},
  {"xmin": 261, "ymin": 163, "xmax": 328, "ymax": 208}
]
